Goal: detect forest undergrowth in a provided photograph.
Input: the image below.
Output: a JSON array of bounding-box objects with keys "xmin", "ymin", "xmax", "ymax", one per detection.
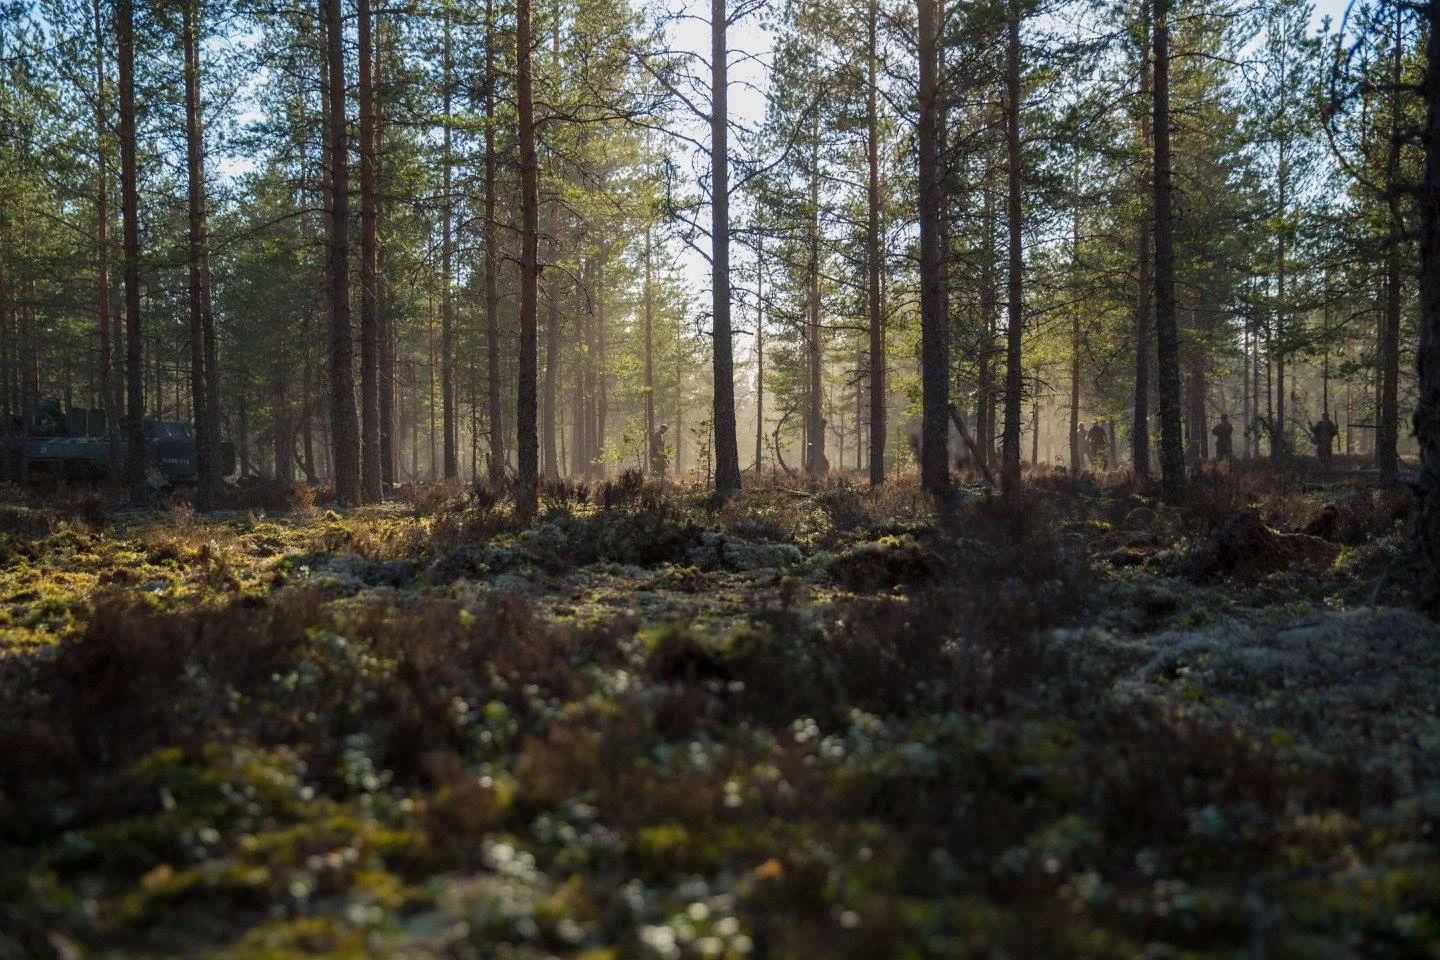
[{"xmin": 1, "ymin": 467, "xmax": 1437, "ymax": 959}]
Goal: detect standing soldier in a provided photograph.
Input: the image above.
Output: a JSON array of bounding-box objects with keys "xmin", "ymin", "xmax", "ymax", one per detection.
[
  {"xmin": 650, "ymin": 423, "xmax": 670, "ymax": 477},
  {"xmin": 1086, "ymin": 422, "xmax": 1108, "ymax": 471},
  {"xmin": 1310, "ymin": 413, "xmax": 1338, "ymax": 471},
  {"xmin": 1212, "ymin": 412, "xmax": 1234, "ymax": 461}
]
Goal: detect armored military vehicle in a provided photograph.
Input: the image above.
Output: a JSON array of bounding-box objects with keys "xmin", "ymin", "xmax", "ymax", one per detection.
[{"xmin": 0, "ymin": 401, "xmax": 235, "ymax": 488}]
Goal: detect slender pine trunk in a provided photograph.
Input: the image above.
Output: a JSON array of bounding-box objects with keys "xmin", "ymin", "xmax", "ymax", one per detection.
[
  {"xmin": 484, "ymin": 0, "xmax": 503, "ymax": 485},
  {"xmin": 754, "ymin": 238, "xmax": 765, "ymax": 472},
  {"xmin": 1132, "ymin": 0, "xmax": 1152, "ymax": 481},
  {"xmin": 93, "ymin": 0, "xmax": 121, "ymax": 485},
  {"xmin": 542, "ymin": 8, "xmax": 562, "ymax": 480},
  {"xmin": 377, "ymin": 6, "xmax": 395, "ymax": 489},
  {"xmin": 1000, "ymin": 4, "xmax": 1025, "ymax": 492},
  {"xmin": 359, "ymin": 0, "xmax": 381, "ymax": 500},
  {"xmin": 867, "ymin": 0, "xmax": 885, "ymax": 485},
  {"xmin": 917, "ymin": 0, "xmax": 949, "ymax": 496},
  {"xmin": 183, "ymin": 0, "xmax": 218, "ymax": 508},
  {"xmin": 806, "ymin": 117, "xmax": 824, "ymax": 475},
  {"xmin": 1068, "ymin": 176, "xmax": 1081, "ymax": 477},
  {"xmin": 516, "ymin": 0, "xmax": 540, "ymax": 512},
  {"xmin": 711, "ymin": 0, "xmax": 742, "ymax": 495},
  {"xmin": 323, "ymin": 0, "xmax": 360, "ymax": 504},
  {"xmin": 1413, "ymin": 0, "xmax": 1440, "ymax": 604},
  {"xmin": 441, "ymin": 8, "xmax": 457, "ymax": 480},
  {"xmin": 118, "ymin": 0, "xmax": 145, "ymax": 501},
  {"xmin": 977, "ymin": 166, "xmax": 996, "ymax": 470},
  {"xmin": 645, "ymin": 227, "xmax": 657, "ymax": 472},
  {"xmin": 1380, "ymin": 5, "xmax": 1404, "ymax": 482},
  {"xmin": 1152, "ymin": 0, "xmax": 1185, "ymax": 496}
]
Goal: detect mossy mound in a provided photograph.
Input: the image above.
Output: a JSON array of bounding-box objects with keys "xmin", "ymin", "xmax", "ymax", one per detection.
[
  {"xmin": 1187, "ymin": 509, "xmax": 1340, "ymax": 581},
  {"xmin": 824, "ymin": 534, "xmax": 944, "ymax": 591}
]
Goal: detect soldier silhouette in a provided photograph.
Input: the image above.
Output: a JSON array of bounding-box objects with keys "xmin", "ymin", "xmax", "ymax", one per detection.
[
  {"xmin": 1086, "ymin": 422, "xmax": 1108, "ymax": 470},
  {"xmin": 1212, "ymin": 412, "xmax": 1234, "ymax": 461},
  {"xmin": 650, "ymin": 424, "xmax": 669, "ymax": 477},
  {"xmin": 1311, "ymin": 413, "xmax": 1338, "ymax": 471}
]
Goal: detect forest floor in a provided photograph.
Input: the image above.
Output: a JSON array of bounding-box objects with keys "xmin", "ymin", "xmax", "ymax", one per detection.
[{"xmin": 1, "ymin": 466, "xmax": 1437, "ymax": 959}]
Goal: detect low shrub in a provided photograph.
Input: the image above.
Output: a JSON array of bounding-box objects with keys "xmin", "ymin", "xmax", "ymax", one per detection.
[
  {"xmin": 217, "ymin": 477, "xmax": 316, "ymax": 515},
  {"xmin": 825, "ymin": 534, "xmax": 944, "ymax": 592}
]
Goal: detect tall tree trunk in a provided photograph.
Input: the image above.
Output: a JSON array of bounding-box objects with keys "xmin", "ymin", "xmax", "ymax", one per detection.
[
  {"xmin": 19, "ymin": 282, "xmax": 36, "ymax": 417},
  {"xmin": 1152, "ymin": 0, "xmax": 1185, "ymax": 497},
  {"xmin": 1031, "ymin": 367, "xmax": 1040, "ymax": 465},
  {"xmin": 1414, "ymin": 0, "xmax": 1440, "ymax": 605},
  {"xmin": 1380, "ymin": 5, "xmax": 1404, "ymax": 482},
  {"xmin": 470, "ymin": 334, "xmax": 479, "ymax": 479},
  {"xmin": 806, "ymin": 118, "xmax": 824, "ymax": 475},
  {"xmin": 675, "ymin": 321, "xmax": 684, "ymax": 471},
  {"xmin": 237, "ymin": 394, "xmax": 249, "ymax": 477},
  {"xmin": 410, "ymin": 381, "xmax": 420, "ymax": 479},
  {"xmin": 855, "ymin": 354, "xmax": 864, "ymax": 470},
  {"xmin": 359, "ymin": 0, "xmax": 381, "ymax": 500},
  {"xmin": 977, "ymin": 165, "xmax": 996, "ymax": 471},
  {"xmin": 118, "ymin": 0, "xmax": 145, "ymax": 501},
  {"xmin": 323, "ymin": 0, "xmax": 360, "ymax": 504},
  {"xmin": 1, "ymin": 268, "xmax": 11, "ymax": 428},
  {"xmin": 302, "ymin": 346, "xmax": 317, "ymax": 480},
  {"xmin": 1274, "ymin": 153, "xmax": 1288, "ymax": 464},
  {"xmin": 569, "ymin": 339, "xmax": 580, "ymax": 475},
  {"xmin": 866, "ymin": 0, "xmax": 885, "ymax": 484},
  {"xmin": 1253, "ymin": 303, "xmax": 1263, "ymax": 457},
  {"xmin": 1068, "ymin": 182, "xmax": 1081, "ymax": 477},
  {"xmin": 427, "ymin": 277, "xmax": 437, "ymax": 478},
  {"xmin": 542, "ymin": 6, "xmax": 562, "ymax": 480},
  {"xmin": 93, "ymin": 0, "xmax": 121, "ymax": 484},
  {"xmin": 1000, "ymin": 3, "xmax": 1024, "ymax": 492},
  {"xmin": 581, "ymin": 259, "xmax": 595, "ymax": 474},
  {"xmin": 754, "ymin": 238, "xmax": 764, "ymax": 472},
  {"xmin": 1133, "ymin": 0, "xmax": 1152, "ymax": 481},
  {"xmin": 484, "ymin": 0, "xmax": 503, "ymax": 485},
  {"xmin": 274, "ymin": 314, "xmax": 291, "ymax": 481},
  {"xmin": 573, "ymin": 304, "xmax": 585, "ymax": 476},
  {"xmin": 711, "ymin": 0, "xmax": 742, "ymax": 495},
  {"xmin": 182, "ymin": 0, "xmax": 218, "ymax": 508},
  {"xmin": 542, "ymin": 207, "xmax": 561, "ymax": 480},
  {"xmin": 441, "ymin": 7, "xmax": 457, "ymax": 480},
  {"xmin": 596, "ymin": 254, "xmax": 609, "ymax": 475},
  {"xmin": 516, "ymin": 0, "xmax": 541, "ymax": 512},
  {"xmin": 1187, "ymin": 339, "xmax": 1207, "ymax": 461},
  {"xmin": 0, "ymin": 36, "xmax": 8, "ymax": 432},
  {"xmin": 377, "ymin": 6, "xmax": 395, "ymax": 490},
  {"xmin": 378, "ymin": 246, "xmax": 395, "ymax": 487},
  {"xmin": 645, "ymin": 227, "xmax": 657, "ymax": 472},
  {"xmin": 917, "ymin": 0, "xmax": 949, "ymax": 496},
  {"xmin": 1382, "ymin": 230, "xmax": 1401, "ymax": 479},
  {"xmin": 1242, "ymin": 316, "xmax": 1251, "ymax": 455}
]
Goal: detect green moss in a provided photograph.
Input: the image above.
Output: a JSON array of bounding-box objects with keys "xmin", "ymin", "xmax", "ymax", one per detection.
[
  {"xmin": 0, "ymin": 476, "xmax": 1436, "ymax": 958},
  {"xmin": 824, "ymin": 535, "xmax": 942, "ymax": 591}
]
